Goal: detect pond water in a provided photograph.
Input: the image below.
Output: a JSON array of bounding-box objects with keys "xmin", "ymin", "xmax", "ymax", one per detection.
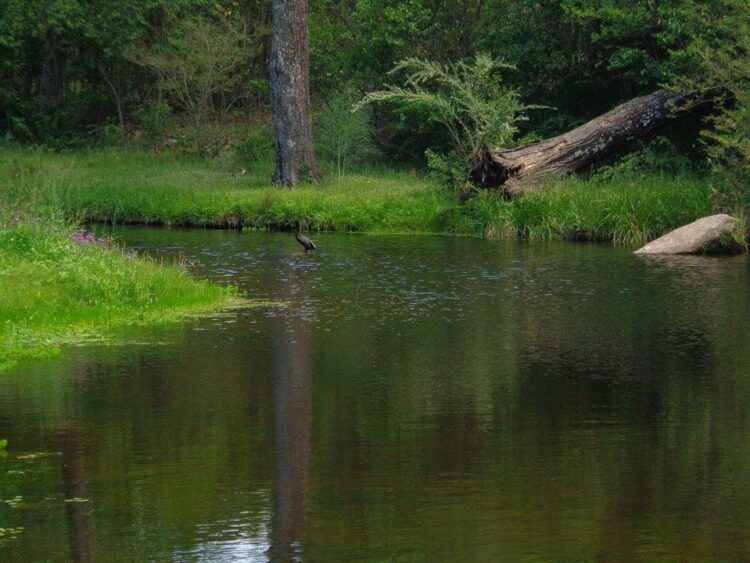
[{"xmin": 2, "ymin": 228, "xmax": 750, "ymax": 561}]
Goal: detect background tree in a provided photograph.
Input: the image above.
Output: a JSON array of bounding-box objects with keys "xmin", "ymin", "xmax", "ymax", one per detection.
[
  {"xmin": 129, "ymin": 14, "xmax": 253, "ymax": 154},
  {"xmin": 315, "ymin": 91, "xmax": 378, "ymax": 177},
  {"xmin": 667, "ymin": 0, "xmax": 750, "ymax": 212},
  {"xmin": 270, "ymin": 0, "xmax": 320, "ymax": 185}
]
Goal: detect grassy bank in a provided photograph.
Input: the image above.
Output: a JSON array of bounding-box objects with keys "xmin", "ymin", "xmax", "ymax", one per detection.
[
  {"xmin": 0, "ymin": 147, "xmax": 719, "ymax": 244},
  {"xmin": 458, "ymin": 174, "xmax": 715, "ymax": 245},
  {"xmin": 0, "ymin": 148, "xmax": 452, "ymax": 233},
  {"xmin": 0, "ymin": 217, "xmax": 235, "ymax": 369}
]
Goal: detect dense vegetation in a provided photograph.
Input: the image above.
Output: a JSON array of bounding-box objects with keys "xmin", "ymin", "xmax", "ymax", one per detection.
[
  {"xmin": 0, "ymin": 148, "xmax": 712, "ymax": 244},
  {"xmin": 0, "ymin": 1, "xmax": 746, "ymax": 193},
  {"xmin": 0, "ymin": 0, "xmax": 747, "ymax": 254}
]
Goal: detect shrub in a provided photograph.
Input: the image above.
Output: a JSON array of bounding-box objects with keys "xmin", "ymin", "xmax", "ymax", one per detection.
[
  {"xmin": 425, "ymin": 148, "xmax": 471, "ymax": 191},
  {"xmin": 357, "ymin": 53, "xmax": 529, "ymax": 163},
  {"xmin": 316, "ymin": 91, "xmax": 378, "ymax": 176},
  {"xmin": 594, "ymin": 136, "xmax": 694, "ymax": 181}
]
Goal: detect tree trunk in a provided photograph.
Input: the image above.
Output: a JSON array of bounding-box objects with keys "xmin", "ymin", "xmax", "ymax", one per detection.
[
  {"xmin": 99, "ymin": 64, "xmax": 125, "ymax": 131},
  {"xmin": 39, "ymin": 29, "xmax": 65, "ymax": 109},
  {"xmin": 270, "ymin": 0, "xmax": 321, "ymax": 185},
  {"xmin": 471, "ymin": 89, "xmax": 703, "ymax": 196}
]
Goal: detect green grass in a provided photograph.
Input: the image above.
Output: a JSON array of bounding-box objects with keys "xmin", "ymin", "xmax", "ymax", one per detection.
[
  {"xmin": 455, "ymin": 174, "xmax": 717, "ymax": 246},
  {"xmin": 0, "ymin": 147, "xmax": 723, "ymax": 246},
  {"xmin": 0, "ymin": 217, "xmax": 236, "ymax": 369},
  {"xmin": 0, "ymin": 147, "xmax": 454, "ymax": 233}
]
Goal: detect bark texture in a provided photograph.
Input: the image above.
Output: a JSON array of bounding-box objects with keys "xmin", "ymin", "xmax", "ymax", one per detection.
[
  {"xmin": 40, "ymin": 29, "xmax": 65, "ymax": 109},
  {"xmin": 471, "ymin": 89, "xmax": 698, "ymax": 195},
  {"xmin": 270, "ymin": 0, "xmax": 320, "ymax": 185}
]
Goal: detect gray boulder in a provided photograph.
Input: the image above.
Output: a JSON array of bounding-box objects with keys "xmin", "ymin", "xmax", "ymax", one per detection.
[{"xmin": 635, "ymin": 214, "xmax": 746, "ymax": 255}]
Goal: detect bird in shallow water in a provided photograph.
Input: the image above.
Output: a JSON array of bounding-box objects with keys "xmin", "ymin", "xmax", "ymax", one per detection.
[{"xmin": 293, "ymin": 222, "xmax": 317, "ymax": 253}]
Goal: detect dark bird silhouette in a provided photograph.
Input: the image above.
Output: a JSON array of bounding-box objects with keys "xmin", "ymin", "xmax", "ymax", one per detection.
[{"xmin": 293, "ymin": 223, "xmax": 317, "ymax": 253}]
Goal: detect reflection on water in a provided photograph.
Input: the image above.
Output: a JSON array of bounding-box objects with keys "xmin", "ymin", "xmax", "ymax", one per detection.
[
  {"xmin": 60, "ymin": 427, "xmax": 94, "ymax": 562},
  {"xmin": 1, "ymin": 228, "xmax": 750, "ymax": 561},
  {"xmin": 269, "ymin": 261, "xmax": 312, "ymax": 563}
]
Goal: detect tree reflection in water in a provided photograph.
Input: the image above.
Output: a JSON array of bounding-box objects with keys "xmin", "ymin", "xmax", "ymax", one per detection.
[
  {"xmin": 268, "ymin": 259, "xmax": 313, "ymax": 562},
  {"xmin": 60, "ymin": 426, "xmax": 94, "ymax": 562}
]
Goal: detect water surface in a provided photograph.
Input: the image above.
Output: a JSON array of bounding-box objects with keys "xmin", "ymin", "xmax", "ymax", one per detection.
[{"xmin": 2, "ymin": 228, "xmax": 750, "ymax": 561}]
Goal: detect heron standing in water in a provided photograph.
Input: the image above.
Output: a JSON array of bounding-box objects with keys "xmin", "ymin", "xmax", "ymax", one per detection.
[{"xmin": 293, "ymin": 222, "xmax": 317, "ymax": 253}]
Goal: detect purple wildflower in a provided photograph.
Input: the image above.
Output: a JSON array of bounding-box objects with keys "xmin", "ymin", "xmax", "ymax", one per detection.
[{"xmin": 70, "ymin": 229, "xmax": 110, "ymax": 249}]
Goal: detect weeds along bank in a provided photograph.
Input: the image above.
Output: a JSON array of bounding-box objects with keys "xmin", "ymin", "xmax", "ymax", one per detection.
[
  {"xmin": 0, "ymin": 217, "xmax": 235, "ymax": 369},
  {"xmin": 0, "ymin": 148, "xmax": 716, "ymax": 245},
  {"xmin": 460, "ymin": 175, "xmax": 714, "ymax": 245},
  {"xmin": 1, "ymin": 148, "xmax": 454, "ymax": 232}
]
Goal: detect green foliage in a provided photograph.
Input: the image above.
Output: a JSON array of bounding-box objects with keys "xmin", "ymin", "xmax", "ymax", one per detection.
[
  {"xmin": 358, "ymin": 54, "xmax": 527, "ymax": 162},
  {"xmin": 706, "ymin": 91, "xmax": 750, "ymax": 212},
  {"xmin": 0, "ymin": 148, "xmax": 716, "ymax": 246},
  {"xmin": 659, "ymin": 0, "xmax": 750, "ymax": 212},
  {"xmin": 594, "ymin": 137, "xmax": 695, "ymax": 181},
  {"xmin": 0, "ymin": 439, "xmax": 7, "ymax": 450},
  {"xmin": 316, "ymin": 92, "xmax": 379, "ymax": 176},
  {"xmin": 310, "ymin": 0, "xmax": 432, "ymax": 92},
  {"xmin": 134, "ymin": 101, "xmax": 172, "ymax": 148},
  {"xmin": 425, "ymin": 148, "xmax": 471, "ymax": 191},
  {"xmin": 181, "ymin": 123, "xmax": 232, "ymax": 158},
  {"xmin": 455, "ymin": 174, "xmax": 713, "ymax": 245},
  {"xmin": 0, "ymin": 148, "xmax": 447, "ymax": 232},
  {"xmin": 129, "ymin": 16, "xmax": 247, "ymax": 128},
  {"xmin": 0, "ymin": 0, "xmax": 743, "ymax": 189},
  {"xmin": 234, "ymin": 130, "xmax": 273, "ymax": 169},
  {"xmin": 92, "ymin": 123, "xmax": 125, "ymax": 147}
]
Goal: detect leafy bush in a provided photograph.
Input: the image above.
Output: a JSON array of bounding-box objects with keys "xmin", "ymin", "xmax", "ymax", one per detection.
[
  {"xmin": 705, "ymin": 90, "xmax": 750, "ymax": 212},
  {"xmin": 129, "ymin": 16, "xmax": 248, "ymax": 128},
  {"xmin": 594, "ymin": 137, "xmax": 694, "ymax": 181},
  {"xmin": 425, "ymin": 148, "xmax": 471, "ymax": 191},
  {"xmin": 182, "ymin": 123, "xmax": 231, "ymax": 158},
  {"xmin": 92, "ymin": 123, "xmax": 124, "ymax": 147},
  {"xmin": 357, "ymin": 53, "xmax": 529, "ymax": 163},
  {"xmin": 666, "ymin": 0, "xmax": 749, "ymax": 213}
]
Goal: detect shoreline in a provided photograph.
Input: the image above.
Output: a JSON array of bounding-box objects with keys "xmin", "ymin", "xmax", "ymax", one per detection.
[
  {"xmin": 1, "ymin": 147, "xmax": 721, "ymax": 246},
  {"xmin": 0, "ymin": 220, "xmax": 239, "ymax": 370}
]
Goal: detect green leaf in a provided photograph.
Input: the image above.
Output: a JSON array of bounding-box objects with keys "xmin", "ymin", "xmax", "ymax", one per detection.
[{"xmin": 0, "ymin": 439, "xmax": 7, "ymax": 450}]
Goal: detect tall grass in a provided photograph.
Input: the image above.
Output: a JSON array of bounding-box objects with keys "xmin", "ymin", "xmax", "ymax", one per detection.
[
  {"xmin": 0, "ymin": 148, "xmax": 453, "ymax": 233},
  {"xmin": 0, "ymin": 147, "xmax": 721, "ymax": 245},
  {"xmin": 0, "ymin": 216, "xmax": 235, "ymax": 369},
  {"xmin": 454, "ymin": 174, "xmax": 715, "ymax": 245}
]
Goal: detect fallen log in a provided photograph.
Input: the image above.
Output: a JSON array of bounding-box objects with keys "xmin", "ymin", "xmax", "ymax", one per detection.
[{"xmin": 471, "ymin": 89, "xmax": 706, "ymax": 196}]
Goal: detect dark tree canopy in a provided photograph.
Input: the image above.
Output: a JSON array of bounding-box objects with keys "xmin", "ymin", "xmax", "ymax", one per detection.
[{"xmin": 0, "ymin": 0, "xmax": 746, "ymax": 191}]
